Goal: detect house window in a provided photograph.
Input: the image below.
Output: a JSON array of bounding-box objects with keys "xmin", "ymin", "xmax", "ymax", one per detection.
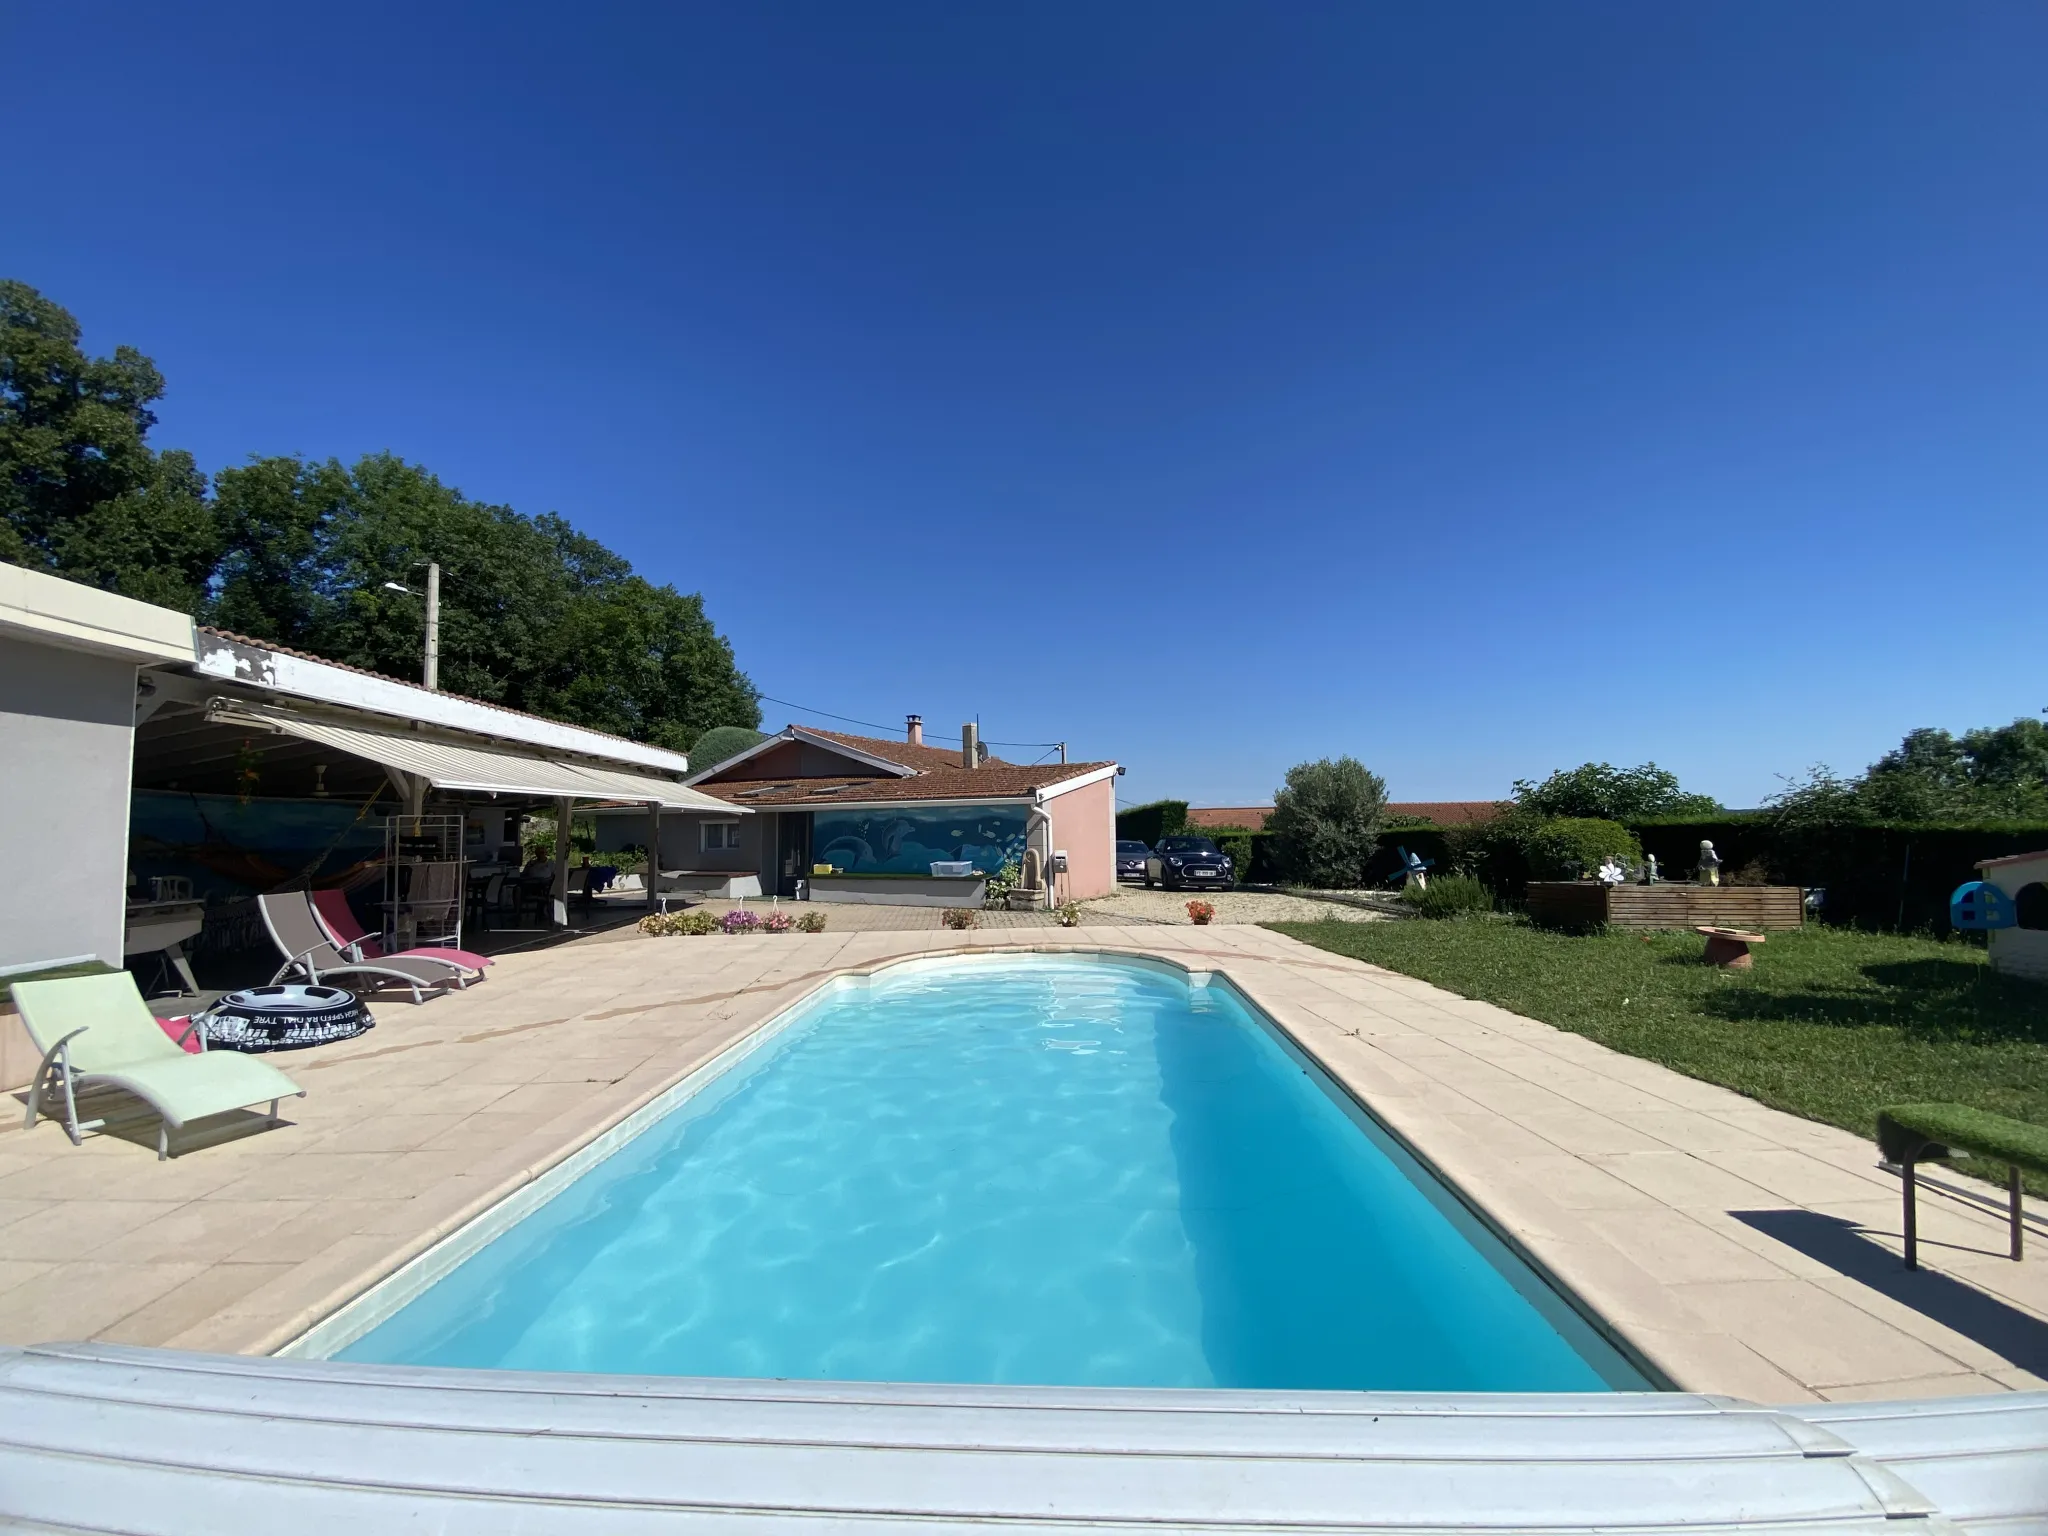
[{"xmin": 701, "ymin": 820, "xmax": 742, "ymax": 852}]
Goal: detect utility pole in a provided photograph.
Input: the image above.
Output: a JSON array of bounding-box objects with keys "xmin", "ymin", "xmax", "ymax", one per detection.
[
  {"xmin": 423, "ymin": 561, "xmax": 441, "ymax": 691},
  {"xmin": 1057, "ymin": 741, "xmax": 1067, "ymax": 763}
]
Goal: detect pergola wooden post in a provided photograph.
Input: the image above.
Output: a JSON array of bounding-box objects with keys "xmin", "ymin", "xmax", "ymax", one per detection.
[
  {"xmin": 646, "ymin": 800, "xmax": 662, "ymax": 911},
  {"xmin": 550, "ymin": 796, "xmax": 572, "ymax": 927}
]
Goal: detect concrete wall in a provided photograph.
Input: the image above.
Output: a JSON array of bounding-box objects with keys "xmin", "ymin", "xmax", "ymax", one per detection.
[
  {"xmin": 1047, "ymin": 777, "xmax": 1116, "ymax": 901},
  {"xmin": 0, "ymin": 635, "xmax": 139, "ymax": 970},
  {"xmin": 593, "ymin": 808, "xmax": 760, "ymax": 874}
]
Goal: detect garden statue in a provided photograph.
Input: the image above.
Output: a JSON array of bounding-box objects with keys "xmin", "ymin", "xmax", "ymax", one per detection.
[
  {"xmin": 1696, "ymin": 839, "xmax": 1722, "ymax": 887},
  {"xmin": 1642, "ymin": 853, "xmax": 1660, "ymax": 884},
  {"xmin": 1596, "ymin": 855, "xmax": 1627, "ymax": 886},
  {"xmin": 1395, "ymin": 846, "xmax": 1431, "ymax": 891}
]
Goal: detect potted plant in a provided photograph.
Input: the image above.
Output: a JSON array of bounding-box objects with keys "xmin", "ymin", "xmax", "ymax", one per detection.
[
  {"xmin": 763, "ymin": 909, "xmax": 795, "ymax": 933},
  {"xmin": 1055, "ymin": 900, "xmax": 1081, "ymax": 928},
  {"xmin": 1186, "ymin": 900, "xmax": 1216, "ymax": 926},
  {"xmin": 721, "ymin": 908, "xmax": 761, "ymax": 935},
  {"xmin": 796, "ymin": 910, "xmax": 828, "ymax": 932},
  {"xmin": 942, "ymin": 908, "xmax": 979, "ymax": 930}
]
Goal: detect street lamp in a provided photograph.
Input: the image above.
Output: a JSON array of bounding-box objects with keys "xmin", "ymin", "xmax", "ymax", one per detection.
[{"xmin": 382, "ymin": 561, "xmax": 441, "ymax": 690}]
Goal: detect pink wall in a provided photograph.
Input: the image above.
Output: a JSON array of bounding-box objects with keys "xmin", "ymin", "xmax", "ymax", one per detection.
[{"xmin": 1047, "ymin": 776, "xmax": 1116, "ymax": 901}]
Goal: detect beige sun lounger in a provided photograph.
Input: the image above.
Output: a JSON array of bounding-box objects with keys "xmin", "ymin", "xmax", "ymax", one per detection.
[
  {"xmin": 259, "ymin": 893, "xmax": 465, "ymax": 1004},
  {"xmin": 12, "ymin": 972, "xmax": 305, "ymax": 1160}
]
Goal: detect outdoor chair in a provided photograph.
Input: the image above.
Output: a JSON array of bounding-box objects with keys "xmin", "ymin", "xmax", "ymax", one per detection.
[
  {"xmin": 258, "ymin": 893, "xmax": 466, "ymax": 1004},
  {"xmin": 310, "ymin": 889, "xmax": 490, "ymax": 979},
  {"xmin": 12, "ymin": 972, "xmax": 305, "ymax": 1159}
]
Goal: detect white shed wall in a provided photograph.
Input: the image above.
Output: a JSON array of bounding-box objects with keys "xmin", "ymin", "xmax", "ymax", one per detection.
[{"xmin": 0, "ymin": 635, "xmax": 138, "ymax": 970}]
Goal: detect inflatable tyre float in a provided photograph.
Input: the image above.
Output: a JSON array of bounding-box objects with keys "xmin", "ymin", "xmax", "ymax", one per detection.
[{"xmin": 197, "ymin": 984, "xmax": 375, "ymax": 1053}]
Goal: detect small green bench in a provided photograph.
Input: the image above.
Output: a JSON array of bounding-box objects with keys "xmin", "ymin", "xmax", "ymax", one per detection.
[{"xmin": 1876, "ymin": 1103, "xmax": 2048, "ymax": 1270}]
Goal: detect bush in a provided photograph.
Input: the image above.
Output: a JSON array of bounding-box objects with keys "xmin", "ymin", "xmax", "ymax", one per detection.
[
  {"xmin": 690, "ymin": 725, "xmax": 769, "ymax": 771},
  {"xmin": 1269, "ymin": 757, "xmax": 1388, "ymax": 887},
  {"xmin": 1513, "ymin": 762, "xmax": 1719, "ymax": 822},
  {"xmin": 1399, "ymin": 873, "xmax": 1493, "ymax": 919},
  {"xmin": 1116, "ymin": 801, "xmax": 1189, "ymax": 845},
  {"xmin": 942, "ymin": 908, "xmax": 979, "ymax": 930},
  {"xmin": 1524, "ymin": 818, "xmax": 1642, "ymax": 880}
]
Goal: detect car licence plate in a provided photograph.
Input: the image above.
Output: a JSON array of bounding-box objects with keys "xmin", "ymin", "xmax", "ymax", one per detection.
[{"xmin": 1192, "ymin": 870, "xmax": 1218, "ymax": 878}]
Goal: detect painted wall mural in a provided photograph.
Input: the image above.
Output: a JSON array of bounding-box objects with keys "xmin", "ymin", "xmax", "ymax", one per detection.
[
  {"xmin": 811, "ymin": 805, "xmax": 1027, "ymax": 876},
  {"xmin": 129, "ymin": 789, "xmax": 388, "ymax": 901}
]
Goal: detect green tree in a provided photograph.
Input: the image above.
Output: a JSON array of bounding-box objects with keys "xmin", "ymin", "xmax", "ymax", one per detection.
[
  {"xmin": 0, "ymin": 279, "xmax": 208, "ymax": 594},
  {"xmin": 1513, "ymin": 762, "xmax": 1720, "ymax": 822},
  {"xmin": 689, "ymin": 724, "xmax": 770, "ymax": 771},
  {"xmin": 51, "ymin": 448, "xmax": 220, "ymax": 611},
  {"xmin": 1773, "ymin": 718, "xmax": 2048, "ymax": 824},
  {"xmin": 1269, "ymin": 756, "xmax": 1387, "ymax": 887}
]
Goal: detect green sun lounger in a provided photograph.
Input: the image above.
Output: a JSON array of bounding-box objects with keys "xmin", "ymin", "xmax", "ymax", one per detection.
[{"xmin": 12, "ymin": 972, "xmax": 305, "ymax": 1160}]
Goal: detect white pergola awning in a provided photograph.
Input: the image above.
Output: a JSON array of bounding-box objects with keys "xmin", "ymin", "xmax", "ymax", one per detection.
[{"xmin": 208, "ymin": 705, "xmax": 745, "ymax": 812}]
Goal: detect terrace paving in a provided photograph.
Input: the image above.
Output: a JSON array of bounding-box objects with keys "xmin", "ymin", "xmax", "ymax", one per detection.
[{"xmin": 0, "ymin": 924, "xmax": 2041, "ymax": 1402}]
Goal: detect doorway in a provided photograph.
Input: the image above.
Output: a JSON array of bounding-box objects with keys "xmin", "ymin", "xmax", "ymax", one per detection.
[{"xmin": 775, "ymin": 812, "xmax": 812, "ymax": 898}]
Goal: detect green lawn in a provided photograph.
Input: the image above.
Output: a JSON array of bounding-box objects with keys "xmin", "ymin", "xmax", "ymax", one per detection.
[{"xmin": 1268, "ymin": 916, "xmax": 2048, "ymax": 1188}]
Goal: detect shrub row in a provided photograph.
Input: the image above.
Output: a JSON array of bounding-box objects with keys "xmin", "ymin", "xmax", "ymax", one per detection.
[{"xmin": 1115, "ymin": 801, "xmax": 1190, "ymax": 844}]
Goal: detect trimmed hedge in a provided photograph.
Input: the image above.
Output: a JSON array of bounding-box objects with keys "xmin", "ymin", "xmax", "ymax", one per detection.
[{"xmin": 1116, "ymin": 800, "xmax": 1189, "ymax": 844}]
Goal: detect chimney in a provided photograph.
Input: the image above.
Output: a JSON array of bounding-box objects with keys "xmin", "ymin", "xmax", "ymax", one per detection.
[
  {"xmin": 906, "ymin": 714, "xmax": 923, "ymax": 747},
  {"xmin": 961, "ymin": 721, "xmax": 981, "ymax": 770}
]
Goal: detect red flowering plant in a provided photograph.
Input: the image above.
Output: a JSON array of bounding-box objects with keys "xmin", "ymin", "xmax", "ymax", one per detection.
[{"xmin": 1186, "ymin": 900, "xmax": 1216, "ymax": 925}]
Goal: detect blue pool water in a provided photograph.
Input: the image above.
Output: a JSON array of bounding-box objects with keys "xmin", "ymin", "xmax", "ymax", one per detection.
[{"xmin": 338, "ymin": 954, "xmax": 1645, "ymax": 1390}]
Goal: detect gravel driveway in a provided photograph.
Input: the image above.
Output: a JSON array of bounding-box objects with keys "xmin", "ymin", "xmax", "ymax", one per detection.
[{"xmin": 1080, "ymin": 887, "xmax": 1392, "ymax": 925}]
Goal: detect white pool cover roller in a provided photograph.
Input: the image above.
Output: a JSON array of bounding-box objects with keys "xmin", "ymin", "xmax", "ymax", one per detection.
[{"xmin": 0, "ymin": 1343, "xmax": 2039, "ymax": 1534}]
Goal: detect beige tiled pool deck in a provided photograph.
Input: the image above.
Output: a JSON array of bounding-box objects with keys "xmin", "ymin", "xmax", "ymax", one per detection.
[{"xmin": 2, "ymin": 924, "xmax": 2042, "ymax": 1403}]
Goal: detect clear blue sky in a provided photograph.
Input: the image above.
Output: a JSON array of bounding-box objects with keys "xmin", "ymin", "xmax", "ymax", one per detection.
[{"xmin": 8, "ymin": 3, "xmax": 2044, "ymax": 809}]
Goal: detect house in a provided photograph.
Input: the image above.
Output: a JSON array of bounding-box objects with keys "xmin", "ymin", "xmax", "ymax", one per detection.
[
  {"xmin": 1976, "ymin": 850, "xmax": 2048, "ymax": 982},
  {"xmin": 595, "ymin": 718, "xmax": 1120, "ymax": 907},
  {"xmin": 1, "ymin": 565, "xmax": 733, "ymax": 979}
]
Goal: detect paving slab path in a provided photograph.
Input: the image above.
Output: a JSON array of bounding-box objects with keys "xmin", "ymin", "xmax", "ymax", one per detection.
[{"xmin": 0, "ymin": 925, "xmax": 2040, "ymax": 1402}]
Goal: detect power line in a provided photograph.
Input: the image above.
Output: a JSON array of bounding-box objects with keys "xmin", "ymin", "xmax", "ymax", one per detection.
[{"xmin": 755, "ymin": 695, "xmax": 902, "ymax": 735}]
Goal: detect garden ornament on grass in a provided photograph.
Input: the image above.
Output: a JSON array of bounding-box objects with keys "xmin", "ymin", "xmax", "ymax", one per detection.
[
  {"xmin": 1388, "ymin": 846, "xmax": 1433, "ymax": 891},
  {"xmin": 1696, "ymin": 839, "xmax": 1722, "ymax": 887}
]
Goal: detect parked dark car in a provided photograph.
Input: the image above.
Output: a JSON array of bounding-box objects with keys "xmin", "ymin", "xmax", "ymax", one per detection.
[
  {"xmin": 1116, "ymin": 840, "xmax": 1152, "ymax": 883},
  {"xmin": 1145, "ymin": 835, "xmax": 1234, "ymax": 891}
]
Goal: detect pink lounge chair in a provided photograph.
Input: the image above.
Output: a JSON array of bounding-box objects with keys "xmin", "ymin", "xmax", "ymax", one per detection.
[{"xmin": 310, "ymin": 889, "xmax": 491, "ymax": 979}]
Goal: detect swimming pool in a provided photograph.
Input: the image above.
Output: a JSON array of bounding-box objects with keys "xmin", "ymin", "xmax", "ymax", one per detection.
[{"xmin": 327, "ymin": 953, "xmax": 1647, "ymax": 1390}]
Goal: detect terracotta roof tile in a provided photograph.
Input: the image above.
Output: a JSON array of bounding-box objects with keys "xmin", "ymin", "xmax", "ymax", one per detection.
[
  {"xmin": 702, "ymin": 761, "xmax": 1114, "ymax": 806},
  {"xmin": 800, "ymin": 725, "xmax": 1016, "ymax": 772},
  {"xmin": 1387, "ymin": 801, "xmax": 1507, "ymax": 826}
]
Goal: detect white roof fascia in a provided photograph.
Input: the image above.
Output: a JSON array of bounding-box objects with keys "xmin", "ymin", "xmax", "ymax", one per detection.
[
  {"xmin": 1033, "ymin": 764, "xmax": 1120, "ymax": 803},
  {"xmin": 702, "ymin": 794, "xmax": 1039, "ymax": 813},
  {"xmin": 207, "ymin": 702, "xmax": 739, "ymax": 812},
  {"xmin": 0, "ymin": 565, "xmax": 196, "ymax": 665},
  {"xmin": 682, "ymin": 729, "xmax": 797, "ymax": 785},
  {"xmin": 789, "ymin": 727, "xmax": 920, "ymax": 776},
  {"xmin": 683, "ymin": 726, "xmax": 917, "ymax": 786},
  {"xmin": 190, "ymin": 631, "xmax": 689, "ymax": 776}
]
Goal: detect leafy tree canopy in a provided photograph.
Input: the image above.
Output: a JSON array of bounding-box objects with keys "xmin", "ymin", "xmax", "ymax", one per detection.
[
  {"xmin": 1773, "ymin": 718, "xmax": 2048, "ymax": 825},
  {"xmin": 1513, "ymin": 762, "xmax": 1720, "ymax": 822},
  {"xmin": 689, "ymin": 725, "xmax": 770, "ymax": 770},
  {"xmin": 1, "ymin": 280, "xmax": 759, "ymax": 749},
  {"xmin": 1269, "ymin": 756, "xmax": 1387, "ymax": 888}
]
